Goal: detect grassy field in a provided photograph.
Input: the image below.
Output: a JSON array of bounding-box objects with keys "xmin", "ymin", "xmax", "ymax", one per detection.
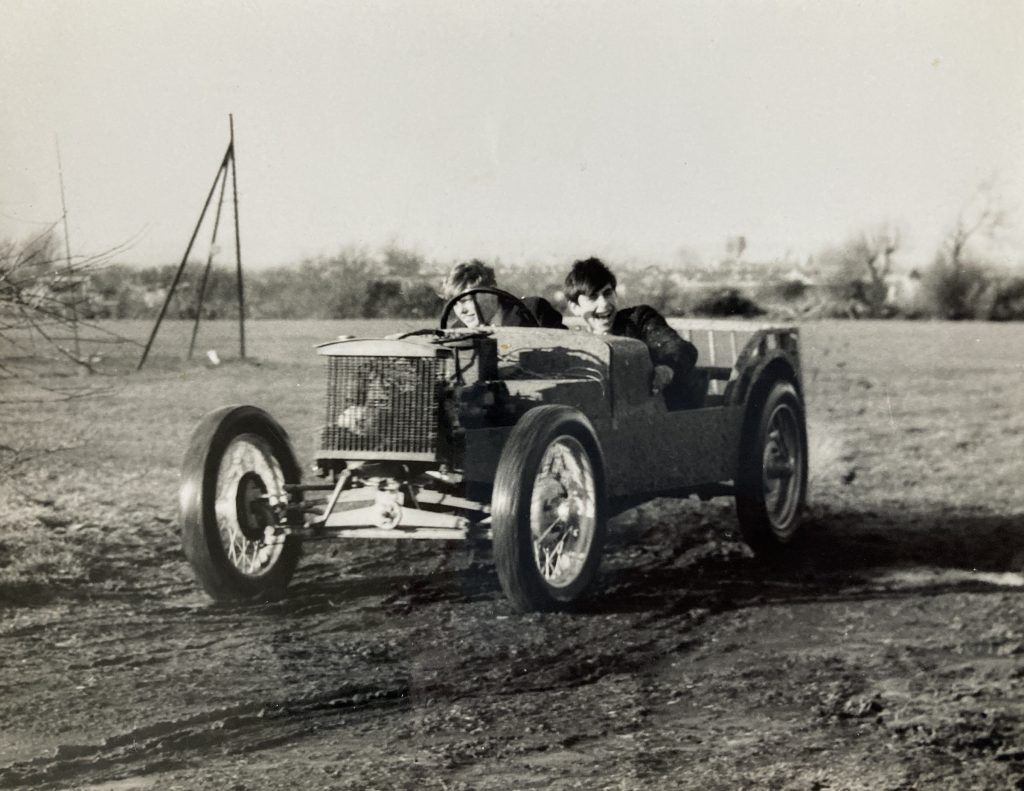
[
  {"xmin": 3, "ymin": 318, "xmax": 1024, "ymax": 790},
  {"xmin": 1, "ymin": 318, "xmax": 1023, "ymax": 601}
]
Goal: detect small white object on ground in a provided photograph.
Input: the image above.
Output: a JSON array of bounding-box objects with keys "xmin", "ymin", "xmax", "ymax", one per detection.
[{"xmin": 206, "ymin": 349, "xmax": 221, "ymax": 366}]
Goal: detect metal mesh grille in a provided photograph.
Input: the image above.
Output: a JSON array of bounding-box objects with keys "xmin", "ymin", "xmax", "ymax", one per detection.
[{"xmin": 321, "ymin": 356, "xmax": 443, "ymax": 457}]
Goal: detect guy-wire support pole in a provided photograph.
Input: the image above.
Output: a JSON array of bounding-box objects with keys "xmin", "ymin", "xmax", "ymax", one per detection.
[
  {"xmin": 229, "ymin": 114, "xmax": 246, "ymax": 360},
  {"xmin": 187, "ymin": 163, "xmax": 230, "ymax": 359},
  {"xmin": 55, "ymin": 137, "xmax": 80, "ymax": 360},
  {"xmin": 137, "ymin": 148, "xmax": 231, "ymax": 370}
]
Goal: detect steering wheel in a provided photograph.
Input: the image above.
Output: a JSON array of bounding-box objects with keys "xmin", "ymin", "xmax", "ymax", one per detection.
[{"xmin": 438, "ymin": 287, "xmax": 540, "ymax": 330}]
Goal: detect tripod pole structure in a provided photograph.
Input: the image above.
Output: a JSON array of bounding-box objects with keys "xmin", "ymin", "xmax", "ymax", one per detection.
[
  {"xmin": 137, "ymin": 147, "xmax": 231, "ymax": 371},
  {"xmin": 187, "ymin": 162, "xmax": 230, "ymax": 359},
  {"xmin": 229, "ymin": 114, "xmax": 246, "ymax": 360}
]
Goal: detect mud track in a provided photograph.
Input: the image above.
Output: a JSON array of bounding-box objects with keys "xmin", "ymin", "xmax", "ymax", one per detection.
[{"xmin": 2, "ymin": 500, "xmax": 1024, "ymax": 790}]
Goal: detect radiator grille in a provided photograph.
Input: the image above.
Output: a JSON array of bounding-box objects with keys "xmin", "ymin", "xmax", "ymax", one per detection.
[{"xmin": 320, "ymin": 355, "xmax": 444, "ymax": 458}]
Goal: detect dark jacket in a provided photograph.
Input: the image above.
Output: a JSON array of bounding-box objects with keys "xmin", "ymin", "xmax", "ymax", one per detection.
[
  {"xmin": 501, "ymin": 296, "xmax": 567, "ymax": 329},
  {"xmin": 610, "ymin": 305, "xmax": 700, "ymax": 409}
]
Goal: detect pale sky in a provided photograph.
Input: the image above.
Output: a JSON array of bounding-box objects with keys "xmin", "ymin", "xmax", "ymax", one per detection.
[{"xmin": 2, "ymin": 0, "xmax": 1023, "ymax": 270}]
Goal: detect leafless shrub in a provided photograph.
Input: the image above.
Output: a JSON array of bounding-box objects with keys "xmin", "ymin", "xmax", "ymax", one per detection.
[
  {"xmin": 0, "ymin": 225, "xmax": 138, "ymax": 400},
  {"xmin": 818, "ymin": 222, "xmax": 902, "ymax": 318},
  {"xmin": 925, "ymin": 181, "xmax": 1012, "ymax": 320}
]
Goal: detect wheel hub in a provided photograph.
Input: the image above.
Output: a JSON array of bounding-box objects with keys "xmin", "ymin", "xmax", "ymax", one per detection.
[
  {"xmin": 214, "ymin": 433, "xmax": 288, "ymax": 578},
  {"xmin": 764, "ymin": 446, "xmax": 795, "ymax": 479},
  {"xmin": 530, "ymin": 436, "xmax": 596, "ymax": 588},
  {"xmin": 759, "ymin": 404, "xmax": 804, "ymax": 535},
  {"xmin": 236, "ymin": 471, "xmax": 273, "ymax": 541}
]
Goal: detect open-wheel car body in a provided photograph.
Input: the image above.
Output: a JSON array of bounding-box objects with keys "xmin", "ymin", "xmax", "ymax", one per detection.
[{"xmin": 179, "ymin": 297, "xmax": 808, "ymax": 612}]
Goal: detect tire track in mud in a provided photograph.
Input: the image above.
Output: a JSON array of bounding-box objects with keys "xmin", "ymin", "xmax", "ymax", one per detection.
[
  {"xmin": 5, "ymin": 514, "xmax": 1023, "ymax": 789},
  {"xmin": 0, "ymin": 548, "xmax": 726, "ymax": 789},
  {"xmin": 0, "ymin": 683, "xmax": 410, "ymax": 789},
  {"xmin": 1, "ymin": 621, "xmax": 695, "ymax": 791}
]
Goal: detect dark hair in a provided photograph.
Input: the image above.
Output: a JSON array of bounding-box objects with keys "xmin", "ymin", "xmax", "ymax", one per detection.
[
  {"xmin": 564, "ymin": 257, "xmax": 617, "ymax": 303},
  {"xmin": 440, "ymin": 259, "xmax": 497, "ymax": 298}
]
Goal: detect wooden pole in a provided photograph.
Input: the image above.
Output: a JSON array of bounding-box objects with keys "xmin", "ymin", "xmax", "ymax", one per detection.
[
  {"xmin": 138, "ymin": 148, "xmax": 231, "ymax": 371},
  {"xmin": 229, "ymin": 114, "xmax": 246, "ymax": 360},
  {"xmin": 55, "ymin": 137, "xmax": 80, "ymax": 360}
]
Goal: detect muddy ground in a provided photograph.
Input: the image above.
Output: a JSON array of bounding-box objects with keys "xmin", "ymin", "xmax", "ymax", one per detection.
[{"xmin": 2, "ymin": 320, "xmax": 1023, "ymax": 790}]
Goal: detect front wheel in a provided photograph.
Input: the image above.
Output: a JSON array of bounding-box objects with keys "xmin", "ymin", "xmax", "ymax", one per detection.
[
  {"xmin": 179, "ymin": 405, "xmax": 302, "ymax": 601},
  {"xmin": 735, "ymin": 380, "xmax": 808, "ymax": 557},
  {"xmin": 492, "ymin": 406, "xmax": 607, "ymax": 612}
]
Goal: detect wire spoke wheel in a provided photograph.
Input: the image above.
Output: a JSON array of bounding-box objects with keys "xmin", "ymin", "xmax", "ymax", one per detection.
[
  {"xmin": 214, "ymin": 434, "xmax": 287, "ymax": 576},
  {"xmin": 492, "ymin": 406, "xmax": 607, "ymax": 612},
  {"xmin": 180, "ymin": 405, "xmax": 302, "ymax": 601},
  {"xmin": 529, "ymin": 436, "xmax": 597, "ymax": 589}
]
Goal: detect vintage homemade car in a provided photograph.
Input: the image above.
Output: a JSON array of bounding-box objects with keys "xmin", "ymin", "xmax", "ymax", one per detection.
[{"xmin": 179, "ymin": 288, "xmax": 808, "ymax": 612}]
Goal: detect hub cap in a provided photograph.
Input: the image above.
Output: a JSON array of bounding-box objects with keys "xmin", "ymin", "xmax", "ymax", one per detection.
[
  {"xmin": 529, "ymin": 436, "xmax": 596, "ymax": 588},
  {"xmin": 761, "ymin": 403, "xmax": 803, "ymax": 537},
  {"xmin": 214, "ymin": 434, "xmax": 286, "ymax": 576}
]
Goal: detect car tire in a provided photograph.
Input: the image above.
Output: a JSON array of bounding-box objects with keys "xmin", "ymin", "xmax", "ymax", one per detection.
[
  {"xmin": 179, "ymin": 405, "xmax": 302, "ymax": 601},
  {"xmin": 492, "ymin": 405, "xmax": 607, "ymax": 612},
  {"xmin": 735, "ymin": 380, "xmax": 808, "ymax": 558}
]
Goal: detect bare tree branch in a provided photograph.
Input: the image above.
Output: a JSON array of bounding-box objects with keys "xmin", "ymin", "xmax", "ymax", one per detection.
[
  {"xmin": 944, "ymin": 178, "xmax": 1010, "ymax": 268},
  {"xmin": 1, "ymin": 225, "xmax": 139, "ymax": 395},
  {"xmin": 820, "ymin": 221, "xmax": 903, "ymax": 318}
]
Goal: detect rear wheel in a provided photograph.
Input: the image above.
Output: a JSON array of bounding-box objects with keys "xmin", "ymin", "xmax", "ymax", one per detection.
[
  {"xmin": 736, "ymin": 380, "xmax": 808, "ymax": 557},
  {"xmin": 492, "ymin": 406, "xmax": 607, "ymax": 612},
  {"xmin": 179, "ymin": 406, "xmax": 302, "ymax": 601}
]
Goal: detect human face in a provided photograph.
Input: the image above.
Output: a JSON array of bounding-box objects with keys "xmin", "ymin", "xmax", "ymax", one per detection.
[
  {"xmin": 570, "ymin": 284, "xmax": 617, "ymax": 334},
  {"xmin": 453, "ymin": 295, "xmax": 483, "ymax": 328}
]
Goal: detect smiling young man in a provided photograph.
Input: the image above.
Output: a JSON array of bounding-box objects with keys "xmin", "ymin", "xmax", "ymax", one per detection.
[{"xmin": 564, "ymin": 257, "xmax": 700, "ymax": 409}]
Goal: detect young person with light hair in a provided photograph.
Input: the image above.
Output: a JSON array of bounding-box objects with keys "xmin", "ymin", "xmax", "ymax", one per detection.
[{"xmin": 440, "ymin": 260, "xmax": 565, "ymax": 329}]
